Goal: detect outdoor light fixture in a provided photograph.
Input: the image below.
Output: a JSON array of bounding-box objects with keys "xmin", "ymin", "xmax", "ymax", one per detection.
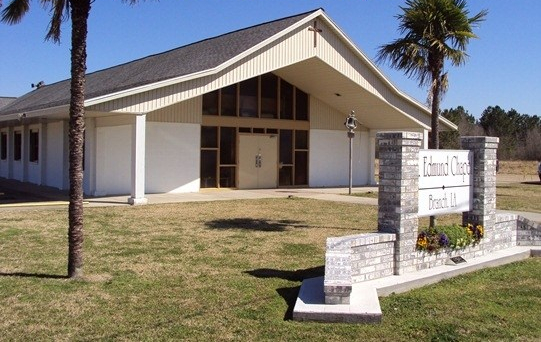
[
  {"xmin": 344, "ymin": 110, "xmax": 358, "ymax": 132},
  {"xmin": 344, "ymin": 110, "xmax": 358, "ymax": 194}
]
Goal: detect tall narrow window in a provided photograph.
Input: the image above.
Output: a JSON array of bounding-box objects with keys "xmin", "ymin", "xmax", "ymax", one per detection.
[
  {"xmin": 201, "ymin": 150, "xmax": 217, "ymax": 188},
  {"xmin": 294, "ymin": 130, "xmax": 309, "ymax": 185},
  {"xmin": 13, "ymin": 131, "xmax": 21, "ymax": 161},
  {"xmin": 221, "ymin": 84, "xmax": 237, "ymax": 116},
  {"xmin": 280, "ymin": 79, "xmax": 293, "ymax": 120},
  {"xmin": 260, "ymin": 73, "xmax": 278, "ymax": 118},
  {"xmin": 29, "ymin": 130, "xmax": 39, "ymax": 162},
  {"xmin": 0, "ymin": 132, "xmax": 7, "ymax": 160},
  {"xmin": 239, "ymin": 77, "xmax": 258, "ymax": 117},
  {"xmin": 202, "ymin": 90, "xmax": 219, "ymax": 116},
  {"xmin": 220, "ymin": 127, "xmax": 237, "ymax": 188},
  {"xmin": 201, "ymin": 126, "xmax": 218, "ymax": 188},
  {"xmin": 279, "ymin": 130, "xmax": 293, "ymax": 186},
  {"xmin": 220, "ymin": 127, "xmax": 236, "ymax": 165},
  {"xmin": 295, "ymin": 88, "xmax": 309, "ymax": 121}
]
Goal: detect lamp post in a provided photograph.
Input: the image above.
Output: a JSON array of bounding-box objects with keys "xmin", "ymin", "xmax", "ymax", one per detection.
[{"xmin": 344, "ymin": 111, "xmax": 358, "ymax": 195}]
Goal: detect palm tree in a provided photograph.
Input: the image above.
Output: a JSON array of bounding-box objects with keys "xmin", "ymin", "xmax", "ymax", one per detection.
[
  {"xmin": 2, "ymin": 0, "xmax": 91, "ymax": 278},
  {"xmin": 377, "ymin": 0, "xmax": 487, "ymax": 150},
  {"xmin": 377, "ymin": 0, "xmax": 486, "ymax": 228},
  {"xmin": 2, "ymin": 0, "xmax": 137, "ymax": 278}
]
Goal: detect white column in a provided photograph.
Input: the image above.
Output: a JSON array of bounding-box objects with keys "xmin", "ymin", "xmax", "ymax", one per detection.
[
  {"xmin": 422, "ymin": 129, "xmax": 429, "ymax": 149},
  {"xmin": 128, "ymin": 113, "xmax": 148, "ymax": 205}
]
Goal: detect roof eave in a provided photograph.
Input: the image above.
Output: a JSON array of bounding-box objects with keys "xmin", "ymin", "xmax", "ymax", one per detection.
[{"xmin": 0, "ymin": 104, "xmax": 69, "ymax": 122}]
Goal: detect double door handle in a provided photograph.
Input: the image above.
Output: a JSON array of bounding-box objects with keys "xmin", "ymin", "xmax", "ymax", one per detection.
[{"xmin": 255, "ymin": 153, "xmax": 262, "ymax": 168}]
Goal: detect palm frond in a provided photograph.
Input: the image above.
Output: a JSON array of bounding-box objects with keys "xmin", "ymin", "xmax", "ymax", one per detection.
[
  {"xmin": 1, "ymin": 0, "xmax": 30, "ymax": 24},
  {"xmin": 379, "ymin": 0, "xmax": 486, "ymax": 91},
  {"xmin": 377, "ymin": 37, "xmax": 432, "ymax": 88},
  {"xmin": 44, "ymin": 0, "xmax": 69, "ymax": 42}
]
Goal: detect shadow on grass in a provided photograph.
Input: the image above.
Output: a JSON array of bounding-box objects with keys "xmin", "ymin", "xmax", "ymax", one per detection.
[
  {"xmin": 521, "ymin": 181, "xmax": 541, "ymax": 185},
  {"xmin": 0, "ymin": 272, "xmax": 67, "ymax": 279},
  {"xmin": 245, "ymin": 265, "xmax": 324, "ymax": 320},
  {"xmin": 206, "ymin": 218, "xmax": 308, "ymax": 231},
  {"xmin": 276, "ymin": 286, "xmax": 301, "ymax": 320},
  {"xmin": 245, "ymin": 266, "xmax": 324, "ymax": 281}
]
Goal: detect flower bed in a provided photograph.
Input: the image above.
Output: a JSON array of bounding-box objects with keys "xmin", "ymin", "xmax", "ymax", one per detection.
[{"xmin": 416, "ymin": 223, "xmax": 484, "ymax": 253}]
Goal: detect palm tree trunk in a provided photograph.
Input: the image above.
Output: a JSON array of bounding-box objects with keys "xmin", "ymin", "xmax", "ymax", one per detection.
[
  {"xmin": 67, "ymin": 0, "xmax": 90, "ymax": 279},
  {"xmin": 429, "ymin": 67, "xmax": 442, "ymax": 228},
  {"xmin": 430, "ymin": 74, "xmax": 441, "ymax": 150}
]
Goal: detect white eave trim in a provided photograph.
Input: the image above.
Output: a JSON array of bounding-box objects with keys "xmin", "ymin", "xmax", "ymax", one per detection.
[
  {"xmin": 439, "ymin": 115, "xmax": 458, "ymax": 131},
  {"xmin": 0, "ymin": 104, "xmax": 69, "ymax": 122}
]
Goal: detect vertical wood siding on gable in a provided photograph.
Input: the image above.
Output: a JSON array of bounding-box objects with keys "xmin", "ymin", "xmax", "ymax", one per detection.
[
  {"xmin": 147, "ymin": 97, "xmax": 202, "ymax": 124},
  {"xmin": 310, "ymin": 96, "xmax": 346, "ymax": 131},
  {"xmin": 310, "ymin": 96, "xmax": 369, "ymax": 131}
]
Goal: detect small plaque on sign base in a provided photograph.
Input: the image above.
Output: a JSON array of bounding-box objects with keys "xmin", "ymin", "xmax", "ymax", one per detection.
[{"xmin": 446, "ymin": 256, "xmax": 467, "ymax": 266}]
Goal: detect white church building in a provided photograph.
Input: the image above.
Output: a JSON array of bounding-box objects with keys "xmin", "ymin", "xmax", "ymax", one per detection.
[{"xmin": 0, "ymin": 9, "xmax": 455, "ymax": 204}]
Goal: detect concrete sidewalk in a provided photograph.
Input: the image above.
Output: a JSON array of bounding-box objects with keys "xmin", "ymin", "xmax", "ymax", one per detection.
[
  {"xmin": 2, "ymin": 177, "xmax": 541, "ymax": 224},
  {"xmin": 0, "ymin": 177, "xmax": 379, "ymax": 209}
]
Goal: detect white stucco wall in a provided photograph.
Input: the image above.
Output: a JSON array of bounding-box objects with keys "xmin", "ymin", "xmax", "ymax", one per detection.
[
  {"xmin": 45, "ymin": 121, "xmax": 66, "ymax": 190},
  {"xmin": 358, "ymin": 131, "xmax": 371, "ymax": 185},
  {"xmin": 309, "ymin": 129, "xmax": 367, "ymax": 187},
  {"xmin": 95, "ymin": 125, "xmax": 131, "ymax": 196},
  {"xmin": 146, "ymin": 122, "xmax": 200, "ymax": 193}
]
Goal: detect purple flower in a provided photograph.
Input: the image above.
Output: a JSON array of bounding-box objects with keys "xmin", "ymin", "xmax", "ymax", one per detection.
[{"xmin": 439, "ymin": 233, "xmax": 450, "ymax": 247}]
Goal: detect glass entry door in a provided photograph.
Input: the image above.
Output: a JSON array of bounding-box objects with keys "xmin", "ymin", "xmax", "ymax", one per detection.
[{"xmin": 238, "ymin": 134, "xmax": 278, "ymax": 189}]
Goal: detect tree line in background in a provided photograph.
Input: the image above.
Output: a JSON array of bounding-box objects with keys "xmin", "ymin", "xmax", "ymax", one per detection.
[{"xmin": 440, "ymin": 105, "xmax": 541, "ymax": 160}]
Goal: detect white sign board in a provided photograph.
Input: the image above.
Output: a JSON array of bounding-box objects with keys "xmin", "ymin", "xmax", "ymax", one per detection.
[{"xmin": 418, "ymin": 150, "xmax": 473, "ymax": 217}]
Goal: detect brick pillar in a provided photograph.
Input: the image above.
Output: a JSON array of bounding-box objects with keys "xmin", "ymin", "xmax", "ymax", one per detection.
[
  {"xmin": 461, "ymin": 136, "xmax": 499, "ymax": 228},
  {"xmin": 377, "ymin": 132, "xmax": 422, "ymax": 275},
  {"xmin": 324, "ymin": 240, "xmax": 352, "ymax": 304}
]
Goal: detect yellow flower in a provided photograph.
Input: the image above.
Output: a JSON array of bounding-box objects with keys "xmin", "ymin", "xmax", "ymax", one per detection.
[
  {"xmin": 417, "ymin": 236, "xmax": 428, "ymax": 249},
  {"xmin": 478, "ymin": 225, "xmax": 484, "ymax": 235}
]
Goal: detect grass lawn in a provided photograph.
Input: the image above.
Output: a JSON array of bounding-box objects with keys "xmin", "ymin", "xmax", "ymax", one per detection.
[{"xmin": 1, "ymin": 182, "xmax": 540, "ymax": 340}]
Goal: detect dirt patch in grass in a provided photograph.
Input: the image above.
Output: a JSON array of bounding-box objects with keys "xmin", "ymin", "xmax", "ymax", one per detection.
[{"xmin": 498, "ymin": 160, "xmax": 538, "ymax": 176}]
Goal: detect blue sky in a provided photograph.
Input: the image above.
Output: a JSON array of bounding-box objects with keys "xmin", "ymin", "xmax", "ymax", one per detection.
[{"xmin": 1, "ymin": 0, "xmax": 540, "ymax": 118}]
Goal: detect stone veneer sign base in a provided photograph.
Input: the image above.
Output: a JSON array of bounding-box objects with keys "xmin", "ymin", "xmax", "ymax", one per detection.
[{"xmin": 293, "ymin": 246, "xmax": 539, "ymax": 323}]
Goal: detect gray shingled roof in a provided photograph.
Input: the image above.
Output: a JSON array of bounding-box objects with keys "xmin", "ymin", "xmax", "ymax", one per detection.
[
  {"xmin": 0, "ymin": 10, "xmax": 317, "ymax": 116},
  {"xmin": 0, "ymin": 97, "xmax": 16, "ymax": 109}
]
